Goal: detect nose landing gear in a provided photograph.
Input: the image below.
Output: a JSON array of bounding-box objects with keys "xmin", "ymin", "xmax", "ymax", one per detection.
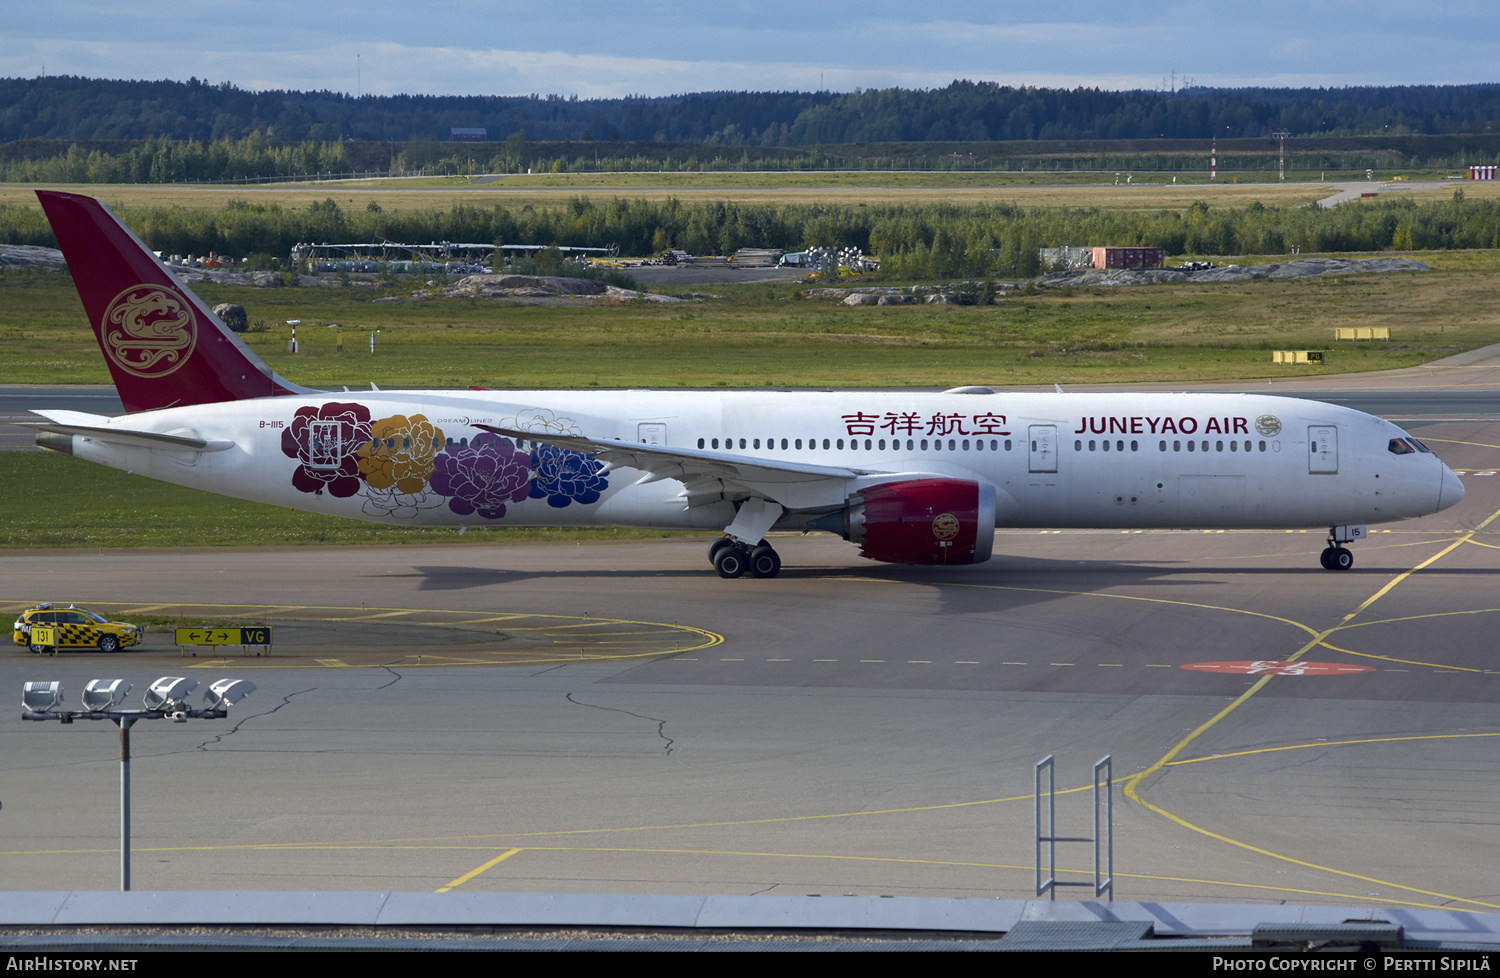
[
  {"xmin": 1319, "ymin": 524, "xmax": 1363, "ymax": 571},
  {"xmin": 1320, "ymin": 545, "xmax": 1354, "ymax": 570}
]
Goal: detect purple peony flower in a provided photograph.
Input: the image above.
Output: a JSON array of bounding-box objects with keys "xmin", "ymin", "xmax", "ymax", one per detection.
[{"xmin": 430, "ymin": 433, "xmax": 532, "ymax": 520}]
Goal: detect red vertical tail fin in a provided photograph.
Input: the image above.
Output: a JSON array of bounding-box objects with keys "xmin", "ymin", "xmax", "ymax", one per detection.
[{"xmin": 37, "ymin": 190, "xmax": 310, "ymax": 413}]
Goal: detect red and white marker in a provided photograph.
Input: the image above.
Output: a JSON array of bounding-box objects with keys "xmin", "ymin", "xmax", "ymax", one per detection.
[{"xmin": 1182, "ymin": 660, "xmax": 1374, "ymax": 676}]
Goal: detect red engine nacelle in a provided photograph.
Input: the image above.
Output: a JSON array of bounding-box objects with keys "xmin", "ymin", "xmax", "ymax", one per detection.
[{"xmin": 845, "ymin": 478, "xmax": 996, "ymax": 565}]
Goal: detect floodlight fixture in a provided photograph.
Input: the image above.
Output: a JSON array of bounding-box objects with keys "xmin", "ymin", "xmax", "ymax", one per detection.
[
  {"xmin": 21, "ymin": 675, "xmax": 254, "ymax": 891},
  {"xmin": 82, "ymin": 679, "xmax": 131, "ymax": 712},
  {"xmin": 22, "ymin": 681, "xmax": 63, "ymax": 716},
  {"xmin": 204, "ymin": 679, "xmax": 256, "ymax": 711},
  {"xmin": 143, "ymin": 676, "xmax": 198, "ymax": 712}
]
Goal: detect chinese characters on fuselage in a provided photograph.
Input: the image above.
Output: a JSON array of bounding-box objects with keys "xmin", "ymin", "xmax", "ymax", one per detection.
[
  {"xmin": 837, "ymin": 412, "xmax": 1250, "ymax": 438},
  {"xmin": 842, "ymin": 412, "xmax": 1011, "ymax": 437}
]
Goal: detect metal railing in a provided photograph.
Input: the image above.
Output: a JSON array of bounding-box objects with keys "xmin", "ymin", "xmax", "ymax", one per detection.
[{"xmin": 1034, "ymin": 754, "xmax": 1114, "ymax": 901}]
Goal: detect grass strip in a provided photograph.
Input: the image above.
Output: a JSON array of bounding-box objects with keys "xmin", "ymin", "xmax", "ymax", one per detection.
[{"xmin": 0, "ymin": 452, "xmax": 706, "ymax": 550}]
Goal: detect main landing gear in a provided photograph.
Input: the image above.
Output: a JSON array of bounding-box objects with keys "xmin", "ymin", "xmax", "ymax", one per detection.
[{"xmin": 708, "ymin": 537, "xmax": 782, "ymax": 579}]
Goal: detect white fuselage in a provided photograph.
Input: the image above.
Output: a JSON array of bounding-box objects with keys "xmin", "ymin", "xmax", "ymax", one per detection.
[{"xmin": 64, "ymin": 389, "xmax": 1462, "ymax": 535}]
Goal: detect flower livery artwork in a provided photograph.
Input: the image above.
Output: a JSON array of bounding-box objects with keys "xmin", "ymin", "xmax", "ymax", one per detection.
[
  {"xmin": 281, "ymin": 402, "xmax": 372, "ymax": 498},
  {"xmin": 429, "ymin": 432, "xmax": 533, "ymax": 520},
  {"xmin": 500, "ymin": 407, "xmax": 578, "ymax": 439},
  {"xmin": 283, "ymin": 402, "xmax": 609, "ymax": 521},
  {"xmin": 529, "ymin": 443, "xmax": 609, "ymax": 508},
  {"xmin": 499, "ymin": 407, "xmax": 611, "ymax": 510},
  {"xmin": 356, "ymin": 414, "xmax": 447, "ymax": 519}
]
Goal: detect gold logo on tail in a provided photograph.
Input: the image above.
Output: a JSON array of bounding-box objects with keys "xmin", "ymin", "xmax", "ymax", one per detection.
[{"xmin": 101, "ymin": 285, "xmax": 196, "ymax": 378}]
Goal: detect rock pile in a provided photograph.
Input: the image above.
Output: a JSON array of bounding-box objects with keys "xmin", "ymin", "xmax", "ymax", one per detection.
[
  {"xmin": 166, "ymin": 265, "xmax": 321, "ymax": 287},
  {"xmin": 423, "ymin": 274, "xmax": 710, "ymax": 304},
  {"xmin": 1042, "ymin": 256, "xmax": 1431, "ymax": 288},
  {"xmin": 806, "ymin": 283, "xmax": 1002, "ymax": 305},
  {"xmin": 213, "ymin": 303, "xmax": 249, "ymax": 332},
  {"xmin": 446, "ymin": 274, "xmax": 608, "ymax": 298},
  {"xmin": 0, "ymin": 244, "xmax": 66, "ymax": 269}
]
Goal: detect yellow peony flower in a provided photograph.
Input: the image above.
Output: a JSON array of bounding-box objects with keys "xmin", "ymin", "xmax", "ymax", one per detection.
[{"xmin": 357, "ymin": 414, "xmax": 444, "ymax": 494}]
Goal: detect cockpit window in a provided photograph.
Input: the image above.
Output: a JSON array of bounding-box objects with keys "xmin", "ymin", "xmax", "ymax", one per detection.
[
  {"xmin": 1388, "ymin": 438, "xmax": 1416, "ymax": 456},
  {"xmin": 1408, "ymin": 438, "xmax": 1433, "ymax": 454}
]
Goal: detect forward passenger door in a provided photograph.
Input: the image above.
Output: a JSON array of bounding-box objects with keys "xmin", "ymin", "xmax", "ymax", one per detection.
[
  {"xmin": 1028, "ymin": 425, "xmax": 1057, "ymax": 473},
  {"xmin": 1308, "ymin": 426, "xmax": 1338, "ymax": 474}
]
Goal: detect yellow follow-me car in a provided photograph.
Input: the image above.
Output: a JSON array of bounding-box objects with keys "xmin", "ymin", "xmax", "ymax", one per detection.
[{"xmin": 12, "ymin": 604, "xmax": 144, "ymax": 653}]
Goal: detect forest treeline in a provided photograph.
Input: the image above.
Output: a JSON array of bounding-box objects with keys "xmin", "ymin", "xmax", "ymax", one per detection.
[
  {"xmin": 3, "ymin": 193, "xmax": 1496, "ymax": 279},
  {"xmin": 6, "ymin": 77, "xmax": 1500, "ymax": 145},
  {"xmin": 0, "ymin": 133, "xmax": 821, "ymax": 183},
  {"xmin": 0, "ymin": 134, "xmax": 351, "ymax": 184},
  {"xmin": 4, "ymin": 131, "xmax": 1499, "ymax": 186}
]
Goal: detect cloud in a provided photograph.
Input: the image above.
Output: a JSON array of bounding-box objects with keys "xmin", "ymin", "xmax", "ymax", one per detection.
[{"xmin": 4, "ymin": 1, "xmax": 1499, "ymax": 95}]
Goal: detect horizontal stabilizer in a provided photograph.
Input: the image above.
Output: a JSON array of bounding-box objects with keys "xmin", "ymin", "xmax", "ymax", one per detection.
[{"xmin": 25, "ymin": 410, "xmax": 234, "ymax": 453}]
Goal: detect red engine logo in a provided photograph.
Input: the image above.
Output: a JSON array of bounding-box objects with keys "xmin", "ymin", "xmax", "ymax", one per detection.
[
  {"xmin": 101, "ymin": 284, "xmax": 196, "ymax": 378},
  {"xmin": 931, "ymin": 512, "xmax": 960, "ymax": 541}
]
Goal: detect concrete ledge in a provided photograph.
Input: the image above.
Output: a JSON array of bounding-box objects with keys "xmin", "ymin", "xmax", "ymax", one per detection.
[{"xmin": 2, "ymin": 892, "xmax": 1499, "ymax": 945}]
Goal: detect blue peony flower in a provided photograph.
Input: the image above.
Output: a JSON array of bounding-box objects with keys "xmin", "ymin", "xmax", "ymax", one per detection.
[{"xmin": 529, "ymin": 444, "xmax": 609, "ymax": 508}]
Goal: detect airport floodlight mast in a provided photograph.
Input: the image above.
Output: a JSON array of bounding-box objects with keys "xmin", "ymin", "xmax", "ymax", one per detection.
[
  {"xmin": 1272, "ymin": 129, "xmax": 1292, "ymax": 183},
  {"xmin": 22, "ymin": 677, "xmax": 256, "ymax": 891}
]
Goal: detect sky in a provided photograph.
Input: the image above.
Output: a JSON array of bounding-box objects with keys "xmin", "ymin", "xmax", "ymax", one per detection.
[{"xmin": 6, "ymin": 1, "xmax": 1498, "ymax": 98}]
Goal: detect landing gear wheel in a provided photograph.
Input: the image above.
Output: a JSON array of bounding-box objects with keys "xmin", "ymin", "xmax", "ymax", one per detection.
[
  {"xmin": 97, "ymin": 635, "xmax": 120, "ymax": 653},
  {"xmin": 713, "ymin": 546, "xmax": 748, "ymax": 579},
  {"xmin": 707, "ymin": 537, "xmax": 736, "ymax": 567},
  {"xmin": 1320, "ymin": 546, "xmax": 1353, "ymax": 570},
  {"xmin": 748, "ymin": 545, "xmax": 782, "ymax": 579}
]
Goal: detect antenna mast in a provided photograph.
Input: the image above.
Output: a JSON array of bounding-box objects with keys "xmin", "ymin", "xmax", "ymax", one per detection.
[{"xmin": 1272, "ymin": 129, "xmax": 1291, "ymax": 183}]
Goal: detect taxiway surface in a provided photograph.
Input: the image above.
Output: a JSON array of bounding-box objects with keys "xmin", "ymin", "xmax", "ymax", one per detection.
[{"xmin": 2, "ymin": 408, "xmax": 1498, "ymax": 910}]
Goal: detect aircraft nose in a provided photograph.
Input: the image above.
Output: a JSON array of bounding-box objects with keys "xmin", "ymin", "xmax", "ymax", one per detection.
[{"xmin": 1438, "ymin": 465, "xmax": 1465, "ymax": 512}]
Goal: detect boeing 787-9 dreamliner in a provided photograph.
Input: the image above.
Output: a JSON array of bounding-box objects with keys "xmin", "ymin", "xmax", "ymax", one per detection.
[{"xmin": 26, "ymin": 191, "xmax": 1464, "ymax": 577}]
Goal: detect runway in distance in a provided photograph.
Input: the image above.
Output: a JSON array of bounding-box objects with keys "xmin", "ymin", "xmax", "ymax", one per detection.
[{"xmin": 28, "ymin": 191, "xmax": 1465, "ymax": 578}]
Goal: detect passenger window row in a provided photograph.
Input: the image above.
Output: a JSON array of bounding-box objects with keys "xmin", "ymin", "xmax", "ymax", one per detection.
[
  {"xmin": 697, "ymin": 437, "xmax": 1017, "ymax": 453},
  {"xmin": 1075, "ymin": 438, "xmax": 1272, "ymax": 453},
  {"xmin": 1077, "ymin": 439, "xmax": 1141, "ymax": 452}
]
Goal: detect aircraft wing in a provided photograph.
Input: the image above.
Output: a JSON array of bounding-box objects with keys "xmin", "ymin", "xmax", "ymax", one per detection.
[
  {"xmin": 24, "ymin": 410, "xmax": 235, "ymax": 453},
  {"xmin": 476, "ymin": 424, "xmax": 873, "ymax": 510}
]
